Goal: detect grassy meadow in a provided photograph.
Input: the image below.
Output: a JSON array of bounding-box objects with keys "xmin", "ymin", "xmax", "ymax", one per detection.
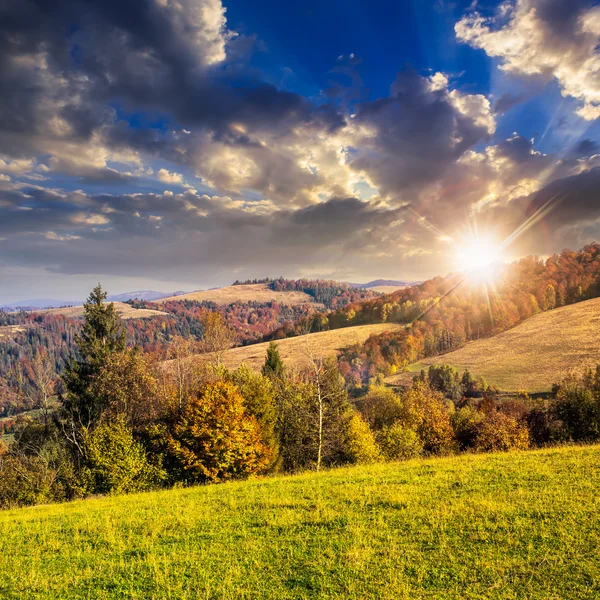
[
  {"xmin": 1, "ymin": 444, "xmax": 599, "ymax": 599},
  {"xmin": 388, "ymin": 297, "xmax": 600, "ymax": 393}
]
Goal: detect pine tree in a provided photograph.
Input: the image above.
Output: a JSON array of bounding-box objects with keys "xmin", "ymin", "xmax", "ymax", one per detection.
[
  {"xmin": 61, "ymin": 284, "xmax": 125, "ymax": 436},
  {"xmin": 262, "ymin": 341, "xmax": 285, "ymax": 378}
]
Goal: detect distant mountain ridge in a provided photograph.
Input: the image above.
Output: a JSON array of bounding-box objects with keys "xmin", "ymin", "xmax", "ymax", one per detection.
[
  {"xmin": 347, "ymin": 279, "xmax": 416, "ymax": 289},
  {"xmin": 1, "ymin": 290, "xmax": 185, "ymax": 311}
]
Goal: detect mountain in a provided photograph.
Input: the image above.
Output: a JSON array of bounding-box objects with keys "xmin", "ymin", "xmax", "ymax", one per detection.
[
  {"xmin": 1, "ymin": 290, "xmax": 185, "ymax": 311},
  {"xmin": 0, "ymin": 298, "xmax": 78, "ymax": 311},
  {"xmin": 348, "ymin": 279, "xmax": 416, "ymax": 288}
]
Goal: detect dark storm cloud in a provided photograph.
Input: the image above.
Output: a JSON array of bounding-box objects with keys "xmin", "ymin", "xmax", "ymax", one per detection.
[
  {"xmin": 348, "ymin": 69, "xmax": 494, "ymax": 200},
  {"xmin": 0, "ymin": 0, "xmax": 343, "ymax": 155}
]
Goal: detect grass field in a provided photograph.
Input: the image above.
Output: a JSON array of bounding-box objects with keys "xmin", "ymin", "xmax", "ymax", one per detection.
[
  {"xmin": 1, "ymin": 445, "xmax": 599, "ymax": 599},
  {"xmin": 35, "ymin": 302, "xmax": 167, "ymax": 320},
  {"xmin": 200, "ymin": 323, "xmax": 404, "ymax": 372},
  {"xmin": 387, "ymin": 297, "xmax": 600, "ymax": 393},
  {"xmin": 155, "ymin": 283, "xmax": 319, "ymax": 306}
]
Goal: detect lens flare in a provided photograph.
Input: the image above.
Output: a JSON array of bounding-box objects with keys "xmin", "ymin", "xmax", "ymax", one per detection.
[{"xmin": 455, "ymin": 237, "xmax": 503, "ymax": 277}]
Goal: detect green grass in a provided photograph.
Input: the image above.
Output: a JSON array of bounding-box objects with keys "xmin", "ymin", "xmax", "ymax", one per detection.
[{"xmin": 1, "ymin": 445, "xmax": 600, "ymax": 599}]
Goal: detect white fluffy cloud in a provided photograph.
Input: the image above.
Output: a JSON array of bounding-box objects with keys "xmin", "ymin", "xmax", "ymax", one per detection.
[{"xmin": 456, "ymin": 0, "xmax": 600, "ymax": 120}]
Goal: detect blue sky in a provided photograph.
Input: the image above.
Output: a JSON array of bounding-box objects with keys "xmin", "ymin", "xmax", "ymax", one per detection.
[{"xmin": 1, "ymin": 0, "xmax": 600, "ymax": 303}]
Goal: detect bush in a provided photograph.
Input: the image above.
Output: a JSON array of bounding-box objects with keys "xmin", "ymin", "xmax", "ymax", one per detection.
[
  {"xmin": 399, "ymin": 381, "xmax": 456, "ymax": 455},
  {"xmin": 378, "ymin": 423, "xmax": 423, "ymax": 461},
  {"xmin": 452, "ymin": 406, "xmax": 484, "ymax": 450},
  {"xmin": 345, "ymin": 412, "xmax": 381, "ymax": 464},
  {"xmin": 473, "ymin": 411, "xmax": 530, "ymax": 452},
  {"xmin": 0, "ymin": 436, "xmax": 75, "ymax": 509},
  {"xmin": 83, "ymin": 418, "xmax": 165, "ymax": 495},
  {"xmin": 358, "ymin": 385, "xmax": 404, "ymax": 430},
  {"xmin": 166, "ymin": 381, "xmax": 271, "ymax": 483},
  {"xmin": 553, "ymin": 371, "xmax": 600, "ymax": 441}
]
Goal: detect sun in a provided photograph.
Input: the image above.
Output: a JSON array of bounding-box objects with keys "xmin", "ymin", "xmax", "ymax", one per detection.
[{"xmin": 455, "ymin": 237, "xmax": 503, "ymax": 276}]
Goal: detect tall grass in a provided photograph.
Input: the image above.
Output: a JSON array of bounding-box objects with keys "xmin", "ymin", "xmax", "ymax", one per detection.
[{"xmin": 1, "ymin": 445, "xmax": 599, "ymax": 599}]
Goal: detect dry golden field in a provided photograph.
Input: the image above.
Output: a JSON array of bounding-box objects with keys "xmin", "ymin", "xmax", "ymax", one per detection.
[
  {"xmin": 198, "ymin": 323, "xmax": 404, "ymax": 372},
  {"xmin": 0, "ymin": 325, "xmax": 26, "ymax": 340},
  {"xmin": 368, "ymin": 285, "xmax": 407, "ymax": 294},
  {"xmin": 387, "ymin": 297, "xmax": 600, "ymax": 393},
  {"xmin": 156, "ymin": 283, "xmax": 318, "ymax": 306},
  {"xmin": 35, "ymin": 302, "xmax": 167, "ymax": 320}
]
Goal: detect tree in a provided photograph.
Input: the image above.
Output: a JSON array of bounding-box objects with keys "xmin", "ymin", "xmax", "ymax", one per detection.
[
  {"xmin": 61, "ymin": 284, "xmax": 125, "ymax": 454},
  {"xmin": 88, "ymin": 349, "xmax": 161, "ymax": 430},
  {"xmin": 163, "ymin": 336, "xmax": 204, "ymax": 411},
  {"xmin": 14, "ymin": 350, "xmax": 57, "ymax": 432},
  {"xmin": 377, "ymin": 423, "xmax": 423, "ymax": 461},
  {"xmin": 358, "ymin": 385, "xmax": 404, "ymax": 430},
  {"xmin": 83, "ymin": 417, "xmax": 165, "ymax": 495},
  {"xmin": 473, "ymin": 411, "xmax": 530, "ymax": 452},
  {"xmin": 397, "ymin": 381, "xmax": 456, "ymax": 455},
  {"xmin": 200, "ymin": 310, "xmax": 235, "ymax": 365},
  {"xmin": 346, "ymin": 412, "xmax": 381, "ymax": 464},
  {"xmin": 227, "ymin": 365, "xmax": 279, "ymax": 470},
  {"xmin": 165, "ymin": 381, "xmax": 271, "ymax": 483},
  {"xmin": 262, "ymin": 341, "xmax": 285, "ymax": 378}
]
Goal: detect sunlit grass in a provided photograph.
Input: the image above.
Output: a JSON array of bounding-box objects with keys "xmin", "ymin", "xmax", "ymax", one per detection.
[{"xmin": 1, "ymin": 445, "xmax": 599, "ymax": 599}]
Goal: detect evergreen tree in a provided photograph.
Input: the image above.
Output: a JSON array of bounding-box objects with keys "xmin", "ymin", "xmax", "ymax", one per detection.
[
  {"xmin": 61, "ymin": 285, "xmax": 125, "ymax": 434},
  {"xmin": 262, "ymin": 341, "xmax": 285, "ymax": 378}
]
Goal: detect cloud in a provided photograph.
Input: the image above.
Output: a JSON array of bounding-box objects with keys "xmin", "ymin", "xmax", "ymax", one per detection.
[
  {"xmin": 157, "ymin": 168, "xmax": 185, "ymax": 185},
  {"xmin": 2, "ymin": 0, "xmax": 600, "ymax": 299},
  {"xmin": 456, "ymin": 0, "xmax": 600, "ymax": 120}
]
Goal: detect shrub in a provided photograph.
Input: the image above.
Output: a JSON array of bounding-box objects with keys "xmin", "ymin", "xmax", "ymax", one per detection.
[
  {"xmin": 553, "ymin": 371, "xmax": 600, "ymax": 441},
  {"xmin": 345, "ymin": 412, "xmax": 381, "ymax": 464},
  {"xmin": 473, "ymin": 411, "xmax": 530, "ymax": 452},
  {"xmin": 358, "ymin": 385, "xmax": 404, "ymax": 430},
  {"xmin": 378, "ymin": 423, "xmax": 423, "ymax": 461},
  {"xmin": 399, "ymin": 381, "xmax": 456, "ymax": 455},
  {"xmin": 0, "ymin": 435, "xmax": 75, "ymax": 509},
  {"xmin": 452, "ymin": 405, "xmax": 484, "ymax": 450},
  {"xmin": 84, "ymin": 418, "xmax": 165, "ymax": 495},
  {"xmin": 166, "ymin": 381, "xmax": 271, "ymax": 483}
]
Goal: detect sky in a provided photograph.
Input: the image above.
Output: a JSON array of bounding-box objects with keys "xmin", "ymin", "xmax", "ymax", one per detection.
[{"xmin": 2, "ymin": 0, "xmax": 600, "ymax": 302}]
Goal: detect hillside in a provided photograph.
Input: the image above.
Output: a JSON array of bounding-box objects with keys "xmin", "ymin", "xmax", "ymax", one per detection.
[
  {"xmin": 1, "ymin": 445, "xmax": 599, "ymax": 599},
  {"xmin": 35, "ymin": 302, "xmax": 167, "ymax": 320},
  {"xmin": 156, "ymin": 283, "xmax": 318, "ymax": 306},
  {"xmin": 387, "ymin": 297, "xmax": 600, "ymax": 393},
  {"xmin": 202, "ymin": 323, "xmax": 403, "ymax": 371}
]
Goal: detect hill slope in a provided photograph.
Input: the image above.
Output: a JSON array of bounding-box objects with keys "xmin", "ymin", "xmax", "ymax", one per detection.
[
  {"xmin": 204, "ymin": 323, "xmax": 403, "ymax": 371},
  {"xmin": 156, "ymin": 283, "xmax": 318, "ymax": 306},
  {"xmin": 387, "ymin": 297, "xmax": 600, "ymax": 392},
  {"xmin": 1, "ymin": 445, "xmax": 599, "ymax": 599},
  {"xmin": 35, "ymin": 302, "xmax": 167, "ymax": 320}
]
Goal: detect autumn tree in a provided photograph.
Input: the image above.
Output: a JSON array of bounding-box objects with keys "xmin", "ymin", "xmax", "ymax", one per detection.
[
  {"xmin": 165, "ymin": 381, "xmax": 271, "ymax": 483},
  {"xmin": 199, "ymin": 310, "xmax": 235, "ymax": 365},
  {"xmin": 14, "ymin": 350, "xmax": 57, "ymax": 432},
  {"xmin": 88, "ymin": 349, "xmax": 161, "ymax": 430},
  {"xmin": 227, "ymin": 365, "xmax": 280, "ymax": 470}
]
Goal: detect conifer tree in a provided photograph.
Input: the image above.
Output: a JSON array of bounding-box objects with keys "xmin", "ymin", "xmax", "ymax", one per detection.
[
  {"xmin": 61, "ymin": 284, "xmax": 125, "ymax": 436},
  {"xmin": 262, "ymin": 341, "xmax": 285, "ymax": 378}
]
